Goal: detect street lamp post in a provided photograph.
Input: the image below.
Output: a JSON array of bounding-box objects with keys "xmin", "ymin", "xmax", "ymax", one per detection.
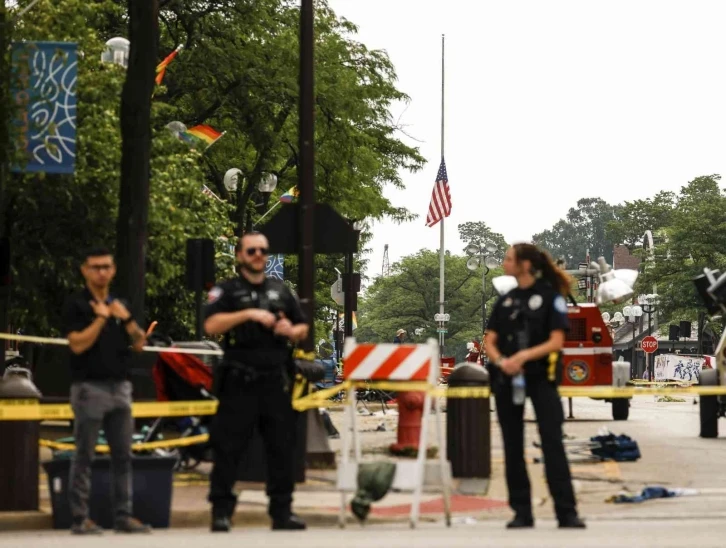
[
  {"xmin": 623, "ymin": 305, "xmax": 643, "ymax": 378},
  {"xmin": 101, "ymin": 37, "xmax": 130, "ymax": 68},
  {"xmin": 222, "ymin": 169, "xmax": 278, "ymax": 235},
  {"xmin": 638, "ymin": 293, "xmax": 658, "ymax": 381},
  {"xmin": 465, "ymin": 242, "xmax": 500, "ymax": 338}
]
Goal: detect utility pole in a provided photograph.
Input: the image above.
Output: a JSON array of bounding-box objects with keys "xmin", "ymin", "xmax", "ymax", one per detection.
[
  {"xmin": 297, "ymin": 0, "xmax": 315, "ymax": 352},
  {"xmin": 0, "ymin": 4, "xmax": 11, "ymax": 337}
]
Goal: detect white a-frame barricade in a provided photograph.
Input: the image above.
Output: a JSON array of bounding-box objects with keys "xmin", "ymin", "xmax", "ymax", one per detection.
[{"xmin": 336, "ymin": 338, "xmax": 452, "ymax": 528}]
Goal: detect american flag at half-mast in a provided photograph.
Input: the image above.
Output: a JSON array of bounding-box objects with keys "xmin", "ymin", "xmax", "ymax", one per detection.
[{"xmin": 425, "ymin": 158, "xmax": 451, "ymax": 227}]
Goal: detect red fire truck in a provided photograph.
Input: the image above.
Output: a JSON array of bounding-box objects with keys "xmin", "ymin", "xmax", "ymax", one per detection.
[
  {"xmin": 491, "ymin": 265, "xmax": 634, "ymax": 421},
  {"xmin": 562, "ymin": 302, "xmax": 630, "ymax": 420}
]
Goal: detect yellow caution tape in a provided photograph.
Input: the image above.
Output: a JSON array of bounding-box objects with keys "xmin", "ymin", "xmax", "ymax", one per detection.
[
  {"xmin": 0, "ymin": 332, "xmax": 224, "ymax": 356},
  {"xmin": 293, "ymin": 349, "xmax": 317, "ymax": 361},
  {"xmin": 0, "ymin": 399, "xmax": 218, "ymax": 421},
  {"xmin": 629, "ymin": 380, "xmax": 695, "ymax": 386},
  {"xmin": 432, "ymin": 386, "xmax": 491, "ymax": 398},
  {"xmin": 290, "ymin": 381, "xmax": 726, "ymax": 411},
  {"xmin": 39, "ymin": 433, "xmax": 210, "ymax": 453}
]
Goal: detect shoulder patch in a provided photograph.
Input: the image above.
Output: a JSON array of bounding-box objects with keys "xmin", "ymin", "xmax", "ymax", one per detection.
[
  {"xmin": 554, "ymin": 295, "xmax": 568, "ymax": 313},
  {"xmin": 207, "ymin": 286, "xmax": 223, "ymax": 303}
]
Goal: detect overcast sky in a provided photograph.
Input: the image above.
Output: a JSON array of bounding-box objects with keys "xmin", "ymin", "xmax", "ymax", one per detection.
[{"xmin": 327, "ymin": 0, "xmax": 726, "ymax": 277}]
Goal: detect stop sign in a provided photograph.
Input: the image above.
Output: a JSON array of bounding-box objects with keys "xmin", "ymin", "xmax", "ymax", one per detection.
[{"xmin": 641, "ymin": 336, "xmax": 658, "ymax": 354}]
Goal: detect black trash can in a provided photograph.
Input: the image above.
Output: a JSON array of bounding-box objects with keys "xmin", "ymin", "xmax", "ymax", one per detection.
[
  {"xmin": 446, "ymin": 363, "xmax": 490, "ymax": 479},
  {"xmin": 0, "ymin": 365, "xmax": 42, "ymax": 511},
  {"xmin": 43, "ymin": 455, "xmax": 177, "ymax": 529}
]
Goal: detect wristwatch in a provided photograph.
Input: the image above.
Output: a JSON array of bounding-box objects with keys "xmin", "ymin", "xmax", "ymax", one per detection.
[
  {"xmin": 121, "ymin": 316, "xmax": 133, "ymax": 326},
  {"xmin": 494, "ymin": 356, "xmax": 504, "ymax": 368}
]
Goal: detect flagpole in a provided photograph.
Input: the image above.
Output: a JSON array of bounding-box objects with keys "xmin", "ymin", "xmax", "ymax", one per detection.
[
  {"xmin": 204, "ymin": 130, "xmax": 226, "ymax": 152},
  {"xmin": 439, "ymin": 33, "xmax": 445, "ymax": 357},
  {"xmin": 252, "ymin": 199, "xmax": 282, "ymax": 227}
]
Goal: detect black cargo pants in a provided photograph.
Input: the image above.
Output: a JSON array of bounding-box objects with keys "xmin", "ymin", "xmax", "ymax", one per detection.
[
  {"xmin": 208, "ymin": 365, "xmax": 297, "ymax": 521},
  {"xmin": 494, "ymin": 375, "xmax": 577, "ymax": 522}
]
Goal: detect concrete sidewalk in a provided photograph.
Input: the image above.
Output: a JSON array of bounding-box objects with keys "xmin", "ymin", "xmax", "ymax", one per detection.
[
  {"xmin": 0, "ymin": 467, "xmax": 510, "ymax": 532},
  {"xmin": 6, "ymin": 395, "xmax": 726, "ymax": 532}
]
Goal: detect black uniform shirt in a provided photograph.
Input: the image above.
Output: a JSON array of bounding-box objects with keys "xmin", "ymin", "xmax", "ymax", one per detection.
[
  {"xmin": 62, "ymin": 288, "xmax": 134, "ymax": 382},
  {"xmin": 486, "ymin": 279, "xmax": 569, "ymax": 381},
  {"xmin": 203, "ymin": 275, "xmax": 305, "ymax": 369}
]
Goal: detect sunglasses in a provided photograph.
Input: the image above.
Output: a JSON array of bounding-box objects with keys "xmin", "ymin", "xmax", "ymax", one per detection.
[{"xmin": 245, "ymin": 247, "xmax": 269, "ymax": 257}]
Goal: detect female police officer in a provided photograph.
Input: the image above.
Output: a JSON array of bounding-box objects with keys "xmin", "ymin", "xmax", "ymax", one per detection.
[{"xmin": 484, "ymin": 243, "xmax": 585, "ymax": 529}]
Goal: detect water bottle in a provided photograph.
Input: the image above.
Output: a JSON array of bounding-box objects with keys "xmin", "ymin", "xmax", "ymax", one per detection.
[{"xmin": 512, "ymin": 373, "xmax": 526, "ymax": 405}]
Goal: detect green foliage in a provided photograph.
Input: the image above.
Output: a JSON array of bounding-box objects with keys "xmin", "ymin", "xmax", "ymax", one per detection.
[
  {"xmin": 532, "ymin": 197, "xmax": 619, "ymax": 267},
  {"xmin": 3, "ymin": 0, "xmax": 423, "ymax": 343},
  {"xmin": 152, "ymin": 0, "xmax": 424, "ymax": 337},
  {"xmin": 457, "ymin": 221, "xmax": 509, "ymax": 262},
  {"xmin": 356, "ymin": 249, "xmax": 503, "ymax": 361},
  {"xmin": 638, "ymin": 175, "xmax": 726, "ymax": 324},
  {"xmin": 605, "ymin": 191, "xmax": 676, "ymax": 250},
  {"xmin": 6, "ymin": 0, "xmax": 233, "ymax": 338}
]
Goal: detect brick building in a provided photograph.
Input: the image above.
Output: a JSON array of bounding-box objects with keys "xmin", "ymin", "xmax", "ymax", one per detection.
[{"xmin": 612, "ymin": 245, "xmax": 641, "ymax": 271}]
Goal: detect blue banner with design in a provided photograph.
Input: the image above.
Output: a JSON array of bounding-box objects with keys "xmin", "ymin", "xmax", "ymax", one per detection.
[
  {"xmin": 265, "ymin": 254, "xmax": 284, "ymax": 281},
  {"xmin": 10, "ymin": 42, "xmax": 78, "ymax": 174}
]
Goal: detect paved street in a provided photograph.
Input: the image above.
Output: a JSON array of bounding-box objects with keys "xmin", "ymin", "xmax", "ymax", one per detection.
[
  {"xmin": 4, "ymin": 393, "xmax": 726, "ymax": 546},
  {"xmin": 2, "ymin": 519, "xmax": 726, "ymax": 548}
]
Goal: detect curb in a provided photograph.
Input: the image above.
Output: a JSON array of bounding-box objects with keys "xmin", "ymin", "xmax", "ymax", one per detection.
[
  {"xmin": 0, "ymin": 511, "xmax": 53, "ymax": 532},
  {"xmin": 0, "ymin": 505, "xmax": 511, "ymax": 531},
  {"xmin": 0, "ymin": 508, "xmax": 432, "ymax": 532}
]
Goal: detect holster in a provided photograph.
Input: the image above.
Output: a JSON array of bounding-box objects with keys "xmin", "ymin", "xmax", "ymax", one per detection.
[
  {"xmin": 213, "ymin": 359, "xmax": 283, "ymax": 396},
  {"xmin": 549, "ymin": 352, "xmax": 564, "ymax": 385},
  {"xmin": 293, "ymin": 358, "xmax": 325, "ymax": 382}
]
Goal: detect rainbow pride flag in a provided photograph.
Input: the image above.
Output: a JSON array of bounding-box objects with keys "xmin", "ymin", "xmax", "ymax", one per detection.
[
  {"xmin": 181, "ymin": 124, "xmax": 224, "ymax": 148},
  {"xmin": 338, "ymin": 311, "xmax": 357, "ymax": 331},
  {"xmin": 155, "ymin": 45, "xmax": 182, "ymax": 85},
  {"xmin": 279, "ymin": 185, "xmax": 299, "ymax": 203}
]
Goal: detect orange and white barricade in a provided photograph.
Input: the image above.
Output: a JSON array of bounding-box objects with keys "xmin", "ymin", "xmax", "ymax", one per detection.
[{"xmin": 336, "ymin": 338, "xmax": 452, "ymax": 528}]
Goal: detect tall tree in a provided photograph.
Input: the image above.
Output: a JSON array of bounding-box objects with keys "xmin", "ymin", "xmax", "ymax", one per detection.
[
  {"xmin": 639, "ymin": 175, "xmax": 726, "ymax": 324},
  {"xmin": 153, "ymin": 0, "xmax": 425, "ymax": 337},
  {"xmin": 533, "ymin": 197, "xmax": 619, "ymax": 267},
  {"xmin": 115, "ymin": 0, "xmax": 159, "ymax": 321},
  {"xmin": 355, "ymin": 249, "xmax": 503, "ymax": 361},
  {"xmin": 6, "ymin": 0, "xmax": 234, "ymax": 338},
  {"xmin": 457, "ymin": 221, "xmax": 508, "ymax": 261},
  {"xmin": 605, "ymin": 191, "xmax": 676, "ymax": 249}
]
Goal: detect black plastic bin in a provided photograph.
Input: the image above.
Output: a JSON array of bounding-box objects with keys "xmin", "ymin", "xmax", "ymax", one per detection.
[{"xmin": 42, "ymin": 455, "xmax": 177, "ymax": 529}]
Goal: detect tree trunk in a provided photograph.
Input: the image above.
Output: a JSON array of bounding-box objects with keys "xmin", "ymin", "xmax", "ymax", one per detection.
[{"xmin": 115, "ymin": 0, "xmax": 159, "ymax": 321}]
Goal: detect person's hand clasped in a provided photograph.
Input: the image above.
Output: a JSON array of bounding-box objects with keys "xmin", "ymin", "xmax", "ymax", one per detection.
[
  {"xmin": 273, "ymin": 312, "xmax": 294, "ymax": 339},
  {"xmin": 500, "ymin": 352, "xmax": 527, "ymax": 376},
  {"xmin": 89, "ymin": 300, "xmax": 111, "ymax": 319},
  {"xmin": 253, "ymin": 309, "xmax": 277, "ymax": 329},
  {"xmin": 109, "ymin": 299, "xmax": 132, "ymax": 321}
]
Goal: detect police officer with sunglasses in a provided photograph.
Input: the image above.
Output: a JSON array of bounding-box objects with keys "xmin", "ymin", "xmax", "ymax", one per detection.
[{"xmin": 204, "ymin": 232, "xmax": 309, "ymax": 533}]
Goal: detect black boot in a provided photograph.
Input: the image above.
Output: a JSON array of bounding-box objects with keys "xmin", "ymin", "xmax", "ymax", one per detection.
[
  {"xmin": 210, "ymin": 500, "xmax": 236, "ymax": 533},
  {"xmin": 506, "ymin": 515, "xmax": 534, "ymax": 529},
  {"xmin": 211, "ymin": 514, "xmax": 231, "ymax": 533},
  {"xmin": 558, "ymin": 514, "xmax": 586, "ymax": 529},
  {"xmin": 272, "ymin": 513, "xmax": 307, "ymax": 531}
]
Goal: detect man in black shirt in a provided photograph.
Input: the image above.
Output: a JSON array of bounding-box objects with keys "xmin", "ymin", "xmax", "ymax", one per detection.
[
  {"xmin": 62, "ymin": 248, "xmax": 150, "ymax": 535},
  {"xmin": 205, "ymin": 232, "xmax": 309, "ymax": 533}
]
